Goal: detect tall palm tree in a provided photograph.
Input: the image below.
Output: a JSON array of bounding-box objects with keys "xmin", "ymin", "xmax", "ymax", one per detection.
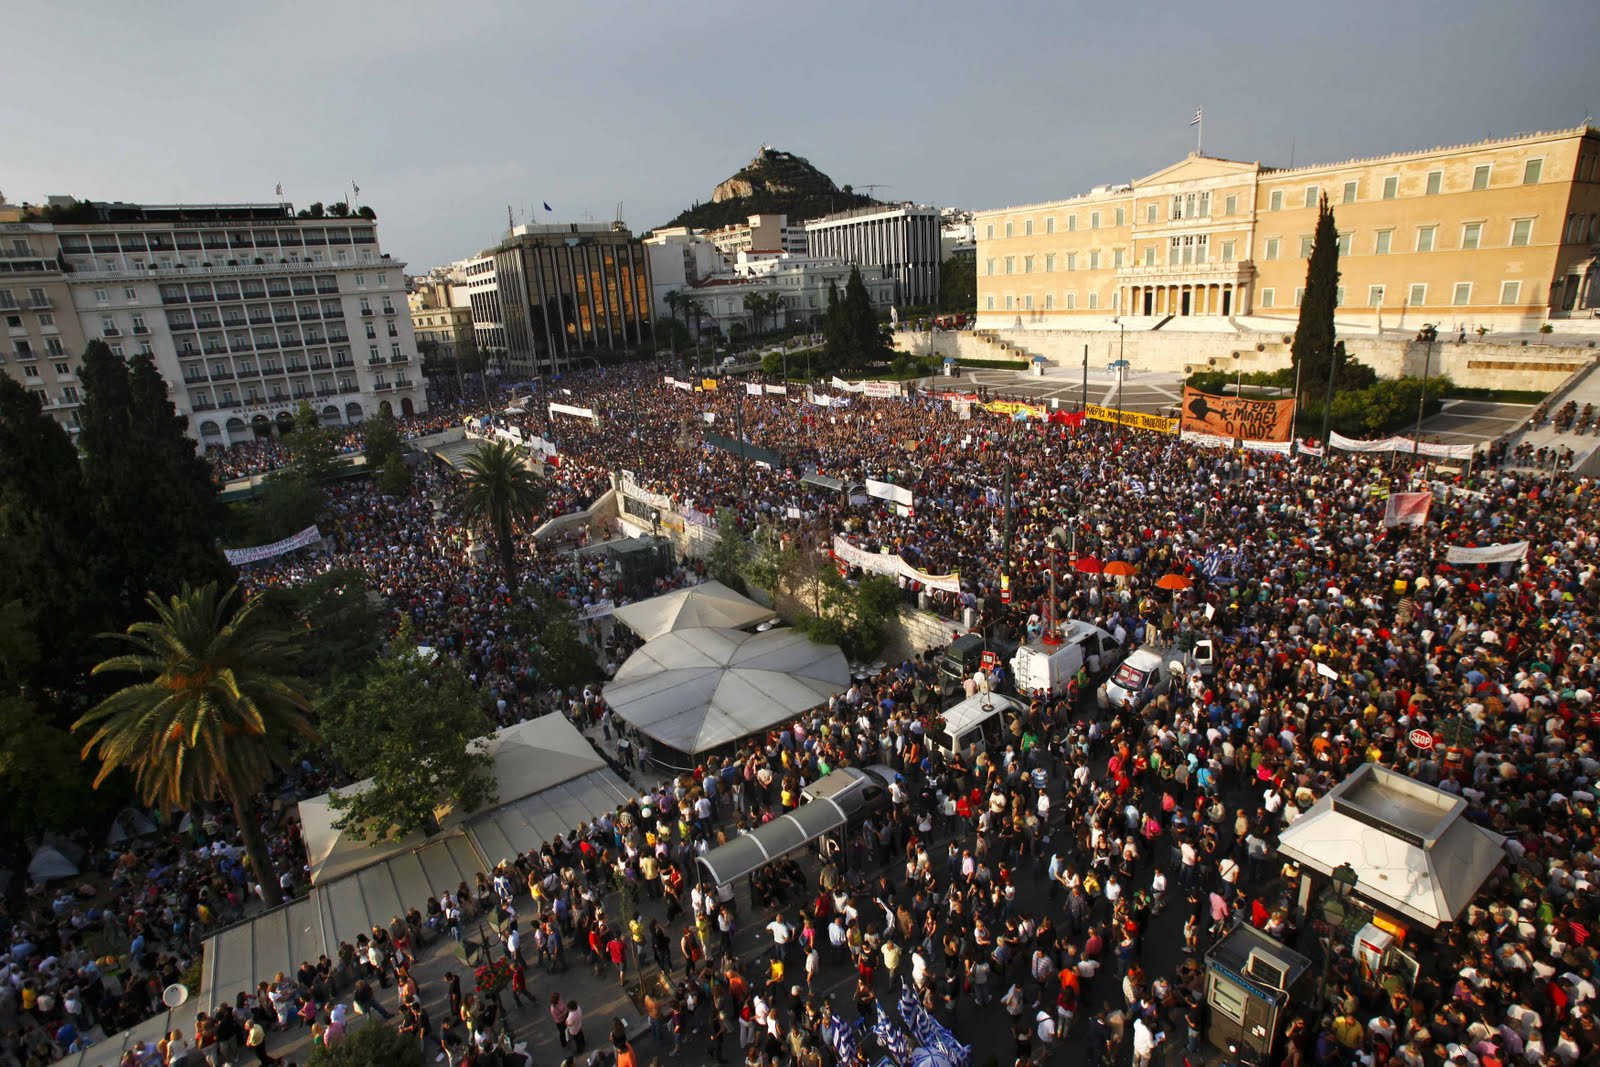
[
  {"xmin": 460, "ymin": 440, "xmax": 545, "ymax": 591},
  {"xmin": 75, "ymin": 583, "xmax": 314, "ymax": 908}
]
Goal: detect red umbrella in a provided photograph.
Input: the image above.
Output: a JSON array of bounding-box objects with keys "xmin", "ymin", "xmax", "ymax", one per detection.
[
  {"xmin": 1155, "ymin": 573, "xmax": 1193, "ymax": 591},
  {"xmin": 1104, "ymin": 560, "xmax": 1137, "ymax": 577},
  {"xmin": 1073, "ymin": 556, "xmax": 1103, "ymax": 574}
]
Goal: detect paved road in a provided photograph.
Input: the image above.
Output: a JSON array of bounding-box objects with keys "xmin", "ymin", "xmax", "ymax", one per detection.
[{"xmin": 1414, "ymin": 399, "xmax": 1532, "ymax": 446}]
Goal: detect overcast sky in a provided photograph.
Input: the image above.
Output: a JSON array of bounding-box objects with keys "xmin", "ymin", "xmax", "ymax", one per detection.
[{"xmin": 4, "ymin": 1, "xmax": 1597, "ymax": 270}]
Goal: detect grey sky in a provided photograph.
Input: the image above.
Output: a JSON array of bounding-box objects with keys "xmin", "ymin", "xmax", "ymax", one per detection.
[{"xmin": 4, "ymin": 0, "xmax": 1597, "ymax": 270}]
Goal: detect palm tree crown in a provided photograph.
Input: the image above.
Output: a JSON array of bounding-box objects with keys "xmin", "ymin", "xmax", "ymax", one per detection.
[
  {"xmin": 459, "ymin": 439, "xmax": 545, "ymax": 590},
  {"xmin": 75, "ymin": 582, "xmax": 314, "ymax": 905}
]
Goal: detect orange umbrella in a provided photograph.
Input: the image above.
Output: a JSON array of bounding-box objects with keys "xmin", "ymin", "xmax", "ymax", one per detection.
[
  {"xmin": 1072, "ymin": 556, "xmax": 1103, "ymax": 574},
  {"xmin": 1103, "ymin": 560, "xmax": 1137, "ymax": 577},
  {"xmin": 1155, "ymin": 573, "xmax": 1193, "ymax": 591}
]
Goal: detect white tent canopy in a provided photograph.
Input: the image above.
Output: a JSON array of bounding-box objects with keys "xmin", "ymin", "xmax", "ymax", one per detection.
[
  {"xmin": 1276, "ymin": 764, "xmax": 1506, "ymax": 929},
  {"xmin": 610, "ymin": 580, "xmax": 778, "ymax": 640},
  {"xmin": 28, "ymin": 842, "xmax": 82, "ymax": 883},
  {"xmin": 604, "ymin": 626, "xmax": 849, "ymax": 755},
  {"xmin": 299, "ymin": 715, "xmax": 609, "ymax": 884}
]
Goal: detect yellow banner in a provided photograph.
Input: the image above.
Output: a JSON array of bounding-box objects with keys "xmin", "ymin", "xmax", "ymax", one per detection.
[
  {"xmin": 983, "ymin": 400, "xmax": 1048, "ymax": 419},
  {"xmin": 700, "ymin": 378, "xmax": 719, "ymax": 391},
  {"xmin": 1085, "ymin": 404, "xmax": 1179, "ymax": 434}
]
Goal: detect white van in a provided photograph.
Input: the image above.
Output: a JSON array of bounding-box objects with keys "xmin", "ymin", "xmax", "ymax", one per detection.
[
  {"xmin": 1097, "ymin": 638, "xmax": 1215, "ymax": 712},
  {"xmin": 929, "ymin": 692, "xmax": 1025, "ymax": 759},
  {"xmin": 1010, "ymin": 619, "xmax": 1120, "ymax": 698}
]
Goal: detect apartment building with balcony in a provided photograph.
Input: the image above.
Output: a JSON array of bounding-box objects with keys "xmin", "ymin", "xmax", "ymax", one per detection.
[
  {"xmin": 15, "ymin": 197, "xmax": 425, "ymax": 449},
  {"xmin": 974, "ymin": 125, "xmax": 1600, "ymax": 332},
  {"xmin": 0, "ymin": 203, "xmax": 92, "ymax": 434}
]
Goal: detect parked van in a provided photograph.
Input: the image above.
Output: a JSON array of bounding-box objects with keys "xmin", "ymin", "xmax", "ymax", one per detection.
[
  {"xmin": 1010, "ymin": 619, "xmax": 1120, "ymax": 698},
  {"xmin": 938, "ymin": 631, "xmax": 1019, "ymax": 695},
  {"xmin": 928, "ymin": 692, "xmax": 1024, "ymax": 759},
  {"xmin": 1097, "ymin": 638, "xmax": 1215, "ymax": 712}
]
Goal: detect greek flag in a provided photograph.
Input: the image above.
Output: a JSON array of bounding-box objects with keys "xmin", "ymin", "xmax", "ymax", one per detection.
[
  {"xmin": 873, "ymin": 1016, "xmax": 913, "ymax": 1066},
  {"xmin": 826, "ymin": 1012, "xmax": 860, "ymax": 1064},
  {"xmin": 896, "ymin": 985, "xmax": 972, "ymax": 1067},
  {"xmin": 1127, "ymin": 478, "xmax": 1147, "ymax": 496},
  {"xmin": 1200, "ymin": 548, "xmax": 1245, "ymax": 583}
]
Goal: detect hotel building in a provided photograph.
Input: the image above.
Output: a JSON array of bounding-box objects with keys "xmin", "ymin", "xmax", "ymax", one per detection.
[
  {"xmin": 974, "ymin": 126, "xmax": 1600, "ymax": 332},
  {"xmin": 806, "ymin": 204, "xmax": 943, "ymax": 307}
]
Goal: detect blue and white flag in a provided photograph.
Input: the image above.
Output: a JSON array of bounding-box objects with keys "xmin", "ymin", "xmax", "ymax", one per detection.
[{"xmin": 873, "ymin": 1016, "xmax": 913, "ymax": 1066}]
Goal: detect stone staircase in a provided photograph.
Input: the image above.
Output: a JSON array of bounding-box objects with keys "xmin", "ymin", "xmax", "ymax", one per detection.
[
  {"xmin": 973, "ymin": 330, "xmax": 1047, "ymax": 366},
  {"xmin": 1503, "ymin": 358, "xmax": 1600, "ymax": 471}
]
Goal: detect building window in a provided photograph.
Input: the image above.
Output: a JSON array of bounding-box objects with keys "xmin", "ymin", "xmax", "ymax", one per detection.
[
  {"xmin": 1024, "ymin": 220, "xmax": 1033, "ymax": 236},
  {"xmin": 1416, "ymin": 226, "xmax": 1436, "ymax": 253},
  {"xmin": 1169, "ymin": 239, "xmax": 1180, "ymax": 267},
  {"xmin": 1005, "ymin": 257, "xmax": 1015, "ymax": 274},
  {"xmin": 1024, "ymin": 295, "xmax": 1033, "ymax": 310},
  {"xmin": 985, "ymin": 295, "xmax": 995, "ymax": 310},
  {"xmin": 1269, "ymin": 190, "xmax": 1284, "ymax": 212},
  {"xmin": 94, "ymin": 288, "xmax": 108, "ymax": 304},
  {"xmin": 1408, "ymin": 283, "xmax": 1427, "ymax": 306},
  {"xmin": 1224, "ymin": 195, "xmax": 1237, "ymax": 216},
  {"xmin": 1090, "ymin": 211, "xmax": 1100, "ymax": 230},
  {"xmin": 1500, "ymin": 280, "xmax": 1522, "ymax": 305},
  {"xmin": 1260, "ymin": 288, "xmax": 1275, "ymax": 308},
  {"xmin": 1264, "ymin": 237, "xmax": 1280, "ymax": 261},
  {"xmin": 1221, "ymin": 240, "xmax": 1235, "ymax": 263},
  {"xmin": 1087, "ymin": 292, "xmax": 1099, "ymax": 310},
  {"xmin": 1144, "ymin": 246, "xmax": 1156, "ymax": 267},
  {"xmin": 1115, "ymin": 207, "xmax": 1125, "ymax": 226},
  {"xmin": 1382, "ymin": 176, "xmax": 1398, "ymax": 200},
  {"xmin": 1425, "ymin": 170, "xmax": 1442, "ymax": 196},
  {"xmin": 1004, "ymin": 295, "xmax": 1014, "ymax": 310},
  {"xmin": 1113, "ymin": 248, "xmax": 1124, "ymax": 269},
  {"xmin": 1293, "ymin": 288, "xmax": 1305, "ymax": 307},
  {"xmin": 1067, "ymin": 215, "xmax": 1077, "ymax": 231},
  {"xmin": 1146, "ymin": 204, "xmax": 1157, "ymax": 224},
  {"xmin": 1023, "ymin": 256, "xmax": 1034, "ymax": 274},
  {"xmin": 1337, "ymin": 232, "xmax": 1353, "ymax": 256},
  {"xmin": 1343, "ymin": 180, "xmax": 1358, "ymax": 203},
  {"xmin": 1368, "ymin": 285, "xmax": 1385, "ymax": 306},
  {"xmin": 1461, "ymin": 222, "xmax": 1482, "ymax": 250},
  {"xmin": 355, "ymin": 274, "xmax": 366, "ymax": 289},
  {"xmin": 1171, "ymin": 195, "xmax": 1183, "ymax": 220},
  {"xmin": 1472, "ymin": 164, "xmax": 1490, "ymax": 191},
  {"xmin": 1065, "ymin": 253, "xmax": 1077, "ymax": 271},
  {"xmin": 985, "ymin": 224, "xmax": 994, "ymax": 240},
  {"xmin": 1044, "ymin": 254, "xmax": 1055, "ymax": 272},
  {"xmin": 985, "ymin": 259, "xmax": 995, "ymax": 276},
  {"xmin": 1374, "ymin": 230, "xmax": 1392, "ymax": 255},
  {"xmin": 1304, "ymin": 186, "xmax": 1319, "ymax": 208},
  {"xmin": 1004, "ymin": 222, "xmax": 1013, "ymax": 238},
  {"xmin": 1088, "ymin": 251, "xmax": 1100, "ymax": 270},
  {"xmin": 124, "ymin": 286, "xmax": 138, "ymax": 301},
  {"xmin": 1509, "ymin": 218, "xmax": 1532, "ymax": 247},
  {"xmin": 1065, "ymin": 293, "xmax": 1076, "ymax": 310},
  {"xmin": 1299, "ymin": 236, "xmax": 1314, "ymax": 259},
  {"xmin": 1523, "ymin": 158, "xmax": 1542, "ymax": 185},
  {"xmin": 1044, "ymin": 294, "xmax": 1054, "ymax": 310},
  {"xmin": 1045, "ymin": 217, "xmax": 1055, "ymax": 235},
  {"xmin": 1452, "ymin": 282, "xmax": 1472, "ymax": 305}
]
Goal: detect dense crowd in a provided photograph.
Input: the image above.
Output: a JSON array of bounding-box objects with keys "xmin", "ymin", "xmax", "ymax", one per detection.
[{"xmin": 4, "ymin": 359, "xmax": 1597, "ymax": 1067}]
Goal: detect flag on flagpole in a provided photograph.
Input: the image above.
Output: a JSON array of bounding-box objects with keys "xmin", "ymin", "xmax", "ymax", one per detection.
[
  {"xmin": 352, "ymin": 181, "xmax": 360, "ymax": 197},
  {"xmin": 275, "ymin": 183, "xmax": 283, "ymax": 198},
  {"xmin": 543, "ymin": 201, "xmax": 552, "ymax": 212},
  {"xmin": 1190, "ymin": 107, "xmax": 1203, "ymax": 126}
]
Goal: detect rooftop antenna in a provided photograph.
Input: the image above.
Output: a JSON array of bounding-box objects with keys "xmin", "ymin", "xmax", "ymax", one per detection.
[{"xmin": 859, "ymin": 184, "xmax": 890, "ymax": 198}]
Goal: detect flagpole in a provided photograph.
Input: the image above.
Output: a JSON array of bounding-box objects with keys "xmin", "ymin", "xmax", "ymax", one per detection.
[{"xmin": 1197, "ymin": 109, "xmax": 1203, "ymax": 153}]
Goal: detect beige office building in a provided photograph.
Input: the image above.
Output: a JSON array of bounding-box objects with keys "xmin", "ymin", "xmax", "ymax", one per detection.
[
  {"xmin": 0, "ymin": 204, "xmax": 91, "ymax": 434},
  {"xmin": 974, "ymin": 125, "xmax": 1600, "ymax": 332},
  {"xmin": 408, "ymin": 280, "xmax": 475, "ymax": 361}
]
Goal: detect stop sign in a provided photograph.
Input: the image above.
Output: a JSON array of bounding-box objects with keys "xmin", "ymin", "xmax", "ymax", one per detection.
[{"xmin": 1408, "ymin": 729, "xmax": 1435, "ymax": 751}]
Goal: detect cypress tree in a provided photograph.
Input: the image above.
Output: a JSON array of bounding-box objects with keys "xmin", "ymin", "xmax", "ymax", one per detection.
[{"xmin": 1292, "ymin": 193, "xmax": 1342, "ymax": 407}]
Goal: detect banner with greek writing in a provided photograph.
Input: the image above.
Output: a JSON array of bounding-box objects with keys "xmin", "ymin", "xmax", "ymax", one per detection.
[
  {"xmin": 1329, "ymin": 432, "xmax": 1476, "ymax": 460},
  {"xmin": 548, "ymin": 402, "xmax": 597, "ymax": 421},
  {"xmin": 700, "ymin": 378, "xmax": 719, "ymax": 391},
  {"xmin": 1242, "ymin": 439, "xmax": 1293, "ymax": 455},
  {"xmin": 1085, "ymin": 404, "xmax": 1179, "ymax": 434},
  {"xmin": 1296, "ymin": 440, "xmax": 1325, "ymax": 457},
  {"xmin": 764, "ymin": 384, "xmax": 787, "ymax": 395},
  {"xmin": 745, "ymin": 383, "xmax": 762, "ymax": 396},
  {"xmin": 225, "ymin": 525, "xmax": 322, "ymax": 566},
  {"xmin": 831, "ymin": 376, "xmax": 865, "ymax": 393},
  {"xmin": 664, "ymin": 377, "xmax": 693, "ymax": 392},
  {"xmin": 620, "ymin": 476, "xmax": 673, "ymax": 512},
  {"xmin": 1445, "ymin": 541, "xmax": 1529, "ymax": 565},
  {"xmin": 1180, "ymin": 429, "xmax": 1233, "ymax": 450},
  {"xmin": 1384, "ymin": 492, "xmax": 1432, "ymax": 528},
  {"xmin": 1181, "ymin": 387, "xmax": 1295, "ymax": 442},
  {"xmin": 983, "ymin": 399, "xmax": 1047, "ymax": 419},
  {"xmin": 1329, "ymin": 431, "xmax": 1392, "ymax": 453},
  {"xmin": 577, "ymin": 599, "xmax": 615, "ymax": 621},
  {"xmin": 864, "ymin": 479, "xmax": 914, "ymax": 508}
]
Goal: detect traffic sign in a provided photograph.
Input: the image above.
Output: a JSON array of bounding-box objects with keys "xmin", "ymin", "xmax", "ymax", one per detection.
[
  {"xmin": 1408, "ymin": 729, "xmax": 1435, "ymax": 751},
  {"xmin": 980, "ymin": 651, "xmax": 1000, "ymax": 671}
]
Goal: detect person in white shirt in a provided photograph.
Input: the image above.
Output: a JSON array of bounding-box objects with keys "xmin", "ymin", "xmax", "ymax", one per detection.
[{"xmin": 1133, "ymin": 1016, "xmax": 1162, "ymax": 1067}]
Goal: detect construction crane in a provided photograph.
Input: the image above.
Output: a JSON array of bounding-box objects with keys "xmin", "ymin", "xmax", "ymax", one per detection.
[{"xmin": 857, "ymin": 184, "xmax": 891, "ymax": 198}]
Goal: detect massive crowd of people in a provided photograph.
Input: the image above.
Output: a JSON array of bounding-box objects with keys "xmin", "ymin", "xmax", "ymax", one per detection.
[{"xmin": 4, "ymin": 358, "xmax": 1597, "ymax": 1067}]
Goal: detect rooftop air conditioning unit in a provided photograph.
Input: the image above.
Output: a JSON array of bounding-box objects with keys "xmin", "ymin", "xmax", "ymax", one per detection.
[{"xmin": 1244, "ymin": 947, "xmax": 1291, "ymax": 991}]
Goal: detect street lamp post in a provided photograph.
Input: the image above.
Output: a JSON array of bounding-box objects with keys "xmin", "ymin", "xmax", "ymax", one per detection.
[
  {"xmin": 1412, "ymin": 324, "xmax": 1438, "ymax": 461},
  {"xmin": 1316, "ymin": 862, "xmax": 1359, "ymax": 1012}
]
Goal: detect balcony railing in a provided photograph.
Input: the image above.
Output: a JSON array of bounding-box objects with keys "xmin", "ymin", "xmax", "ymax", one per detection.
[
  {"xmin": 256, "ymin": 340, "xmax": 278, "ymax": 350},
  {"xmin": 366, "ymin": 357, "xmax": 386, "ymax": 366},
  {"xmin": 203, "ymin": 345, "xmax": 226, "ymax": 356},
  {"xmin": 191, "ymin": 400, "xmax": 217, "ymax": 412},
  {"xmin": 169, "ymin": 321, "xmax": 196, "ymax": 332},
  {"xmin": 389, "ymin": 352, "xmax": 410, "ymax": 364},
  {"xmin": 332, "ymin": 357, "xmax": 354, "ymax": 369},
  {"xmin": 230, "ymin": 343, "xmax": 252, "ymax": 354},
  {"xmin": 360, "ymin": 308, "xmax": 374, "ymax": 317},
  {"xmin": 309, "ymin": 360, "xmax": 331, "ymax": 371},
  {"xmin": 210, "ymin": 371, "xmax": 234, "ymax": 381},
  {"xmin": 26, "ymin": 297, "xmax": 53, "ymax": 310},
  {"xmin": 373, "ymin": 381, "xmax": 393, "ymax": 391},
  {"xmin": 394, "ymin": 378, "xmax": 414, "ymax": 389},
  {"xmin": 286, "ymin": 362, "xmax": 307, "ymax": 373},
  {"xmin": 132, "ymin": 325, "xmax": 149, "ymax": 335}
]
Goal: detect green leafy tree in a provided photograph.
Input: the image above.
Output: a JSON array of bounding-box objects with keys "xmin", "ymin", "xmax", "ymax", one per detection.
[
  {"xmin": 0, "ymin": 375, "xmax": 105, "ymax": 693},
  {"xmin": 844, "ymin": 267, "xmax": 890, "ymax": 369},
  {"xmin": 319, "ymin": 630, "xmax": 494, "ymax": 839},
  {"xmin": 706, "ymin": 508, "xmax": 754, "ymax": 593},
  {"xmin": 361, "ymin": 409, "xmax": 404, "ymax": 471},
  {"xmin": 0, "ymin": 695, "xmax": 102, "ymax": 836},
  {"xmin": 307, "ymin": 1013, "xmax": 424, "ymax": 1067},
  {"xmin": 255, "ymin": 568, "xmax": 384, "ymax": 686},
  {"xmin": 252, "ymin": 468, "xmax": 325, "ymax": 542},
  {"xmin": 377, "ymin": 453, "xmax": 413, "ymax": 496},
  {"xmin": 285, "ymin": 401, "xmax": 342, "ymax": 485},
  {"xmin": 75, "ymin": 583, "xmax": 316, "ymax": 907},
  {"xmin": 460, "ymin": 440, "xmax": 546, "ymax": 591},
  {"xmin": 78, "ymin": 345, "xmax": 231, "ymax": 606},
  {"xmin": 528, "ymin": 595, "xmax": 601, "ymax": 690},
  {"xmin": 939, "ymin": 255, "xmax": 976, "ymax": 314},
  {"xmin": 1292, "ymin": 194, "xmax": 1344, "ymax": 408}
]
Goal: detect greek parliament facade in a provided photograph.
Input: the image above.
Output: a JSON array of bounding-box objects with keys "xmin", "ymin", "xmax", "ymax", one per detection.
[
  {"xmin": 975, "ymin": 126, "xmax": 1600, "ymax": 331},
  {"xmin": 805, "ymin": 204, "xmax": 942, "ymax": 307},
  {"xmin": 0, "ymin": 198, "xmax": 423, "ymax": 446},
  {"xmin": 465, "ymin": 223, "xmax": 652, "ymax": 378}
]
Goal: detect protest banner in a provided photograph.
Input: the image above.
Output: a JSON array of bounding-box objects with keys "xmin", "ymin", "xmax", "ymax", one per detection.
[{"xmin": 1180, "ymin": 387, "xmax": 1295, "ymax": 442}]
